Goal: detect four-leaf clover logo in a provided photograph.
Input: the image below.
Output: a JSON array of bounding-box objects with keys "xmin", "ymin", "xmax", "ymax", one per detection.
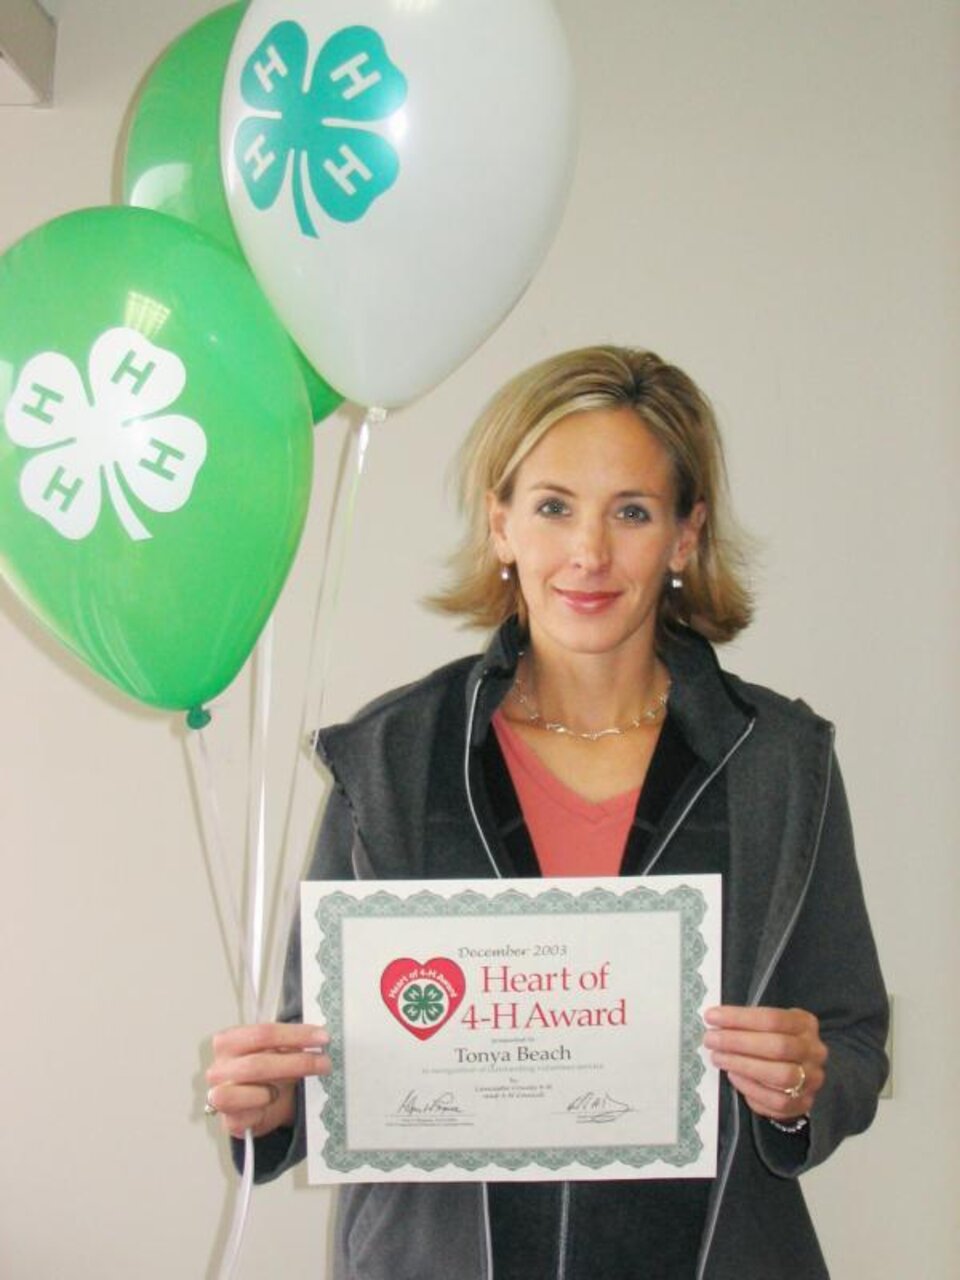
[
  {"xmin": 4, "ymin": 327, "xmax": 207, "ymax": 542},
  {"xmin": 400, "ymin": 982, "xmax": 447, "ymax": 1026},
  {"xmin": 235, "ymin": 22, "xmax": 408, "ymax": 236}
]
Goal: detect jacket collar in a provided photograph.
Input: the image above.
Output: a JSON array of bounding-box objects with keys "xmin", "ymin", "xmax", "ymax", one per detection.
[
  {"xmin": 467, "ymin": 617, "xmax": 755, "ymax": 767},
  {"xmin": 658, "ymin": 626, "xmax": 756, "ymax": 767},
  {"xmin": 465, "ymin": 616, "xmax": 524, "ymax": 747}
]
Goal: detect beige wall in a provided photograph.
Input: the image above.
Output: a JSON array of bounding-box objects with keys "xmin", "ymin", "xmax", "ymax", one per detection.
[{"xmin": 1, "ymin": 2, "xmax": 957, "ymax": 1276}]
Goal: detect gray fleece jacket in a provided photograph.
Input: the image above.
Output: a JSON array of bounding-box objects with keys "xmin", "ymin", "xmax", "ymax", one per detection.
[{"xmin": 250, "ymin": 620, "xmax": 888, "ymax": 1279}]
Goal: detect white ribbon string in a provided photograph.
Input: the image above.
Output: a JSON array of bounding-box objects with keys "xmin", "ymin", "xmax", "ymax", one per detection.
[
  {"xmin": 185, "ymin": 717, "xmax": 257, "ymax": 1009},
  {"xmin": 191, "ymin": 621, "xmax": 274, "ymax": 1280},
  {"xmin": 262, "ymin": 407, "xmax": 382, "ymax": 1017},
  {"xmin": 310, "ymin": 408, "xmax": 378, "ymax": 728},
  {"xmin": 246, "ymin": 619, "xmax": 274, "ymax": 1021},
  {"xmin": 219, "ymin": 619, "xmax": 276, "ymax": 1278},
  {"xmin": 216, "ymin": 1131, "xmax": 255, "ymax": 1280}
]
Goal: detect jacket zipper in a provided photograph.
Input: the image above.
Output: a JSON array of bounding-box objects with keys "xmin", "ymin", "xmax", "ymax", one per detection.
[
  {"xmin": 640, "ymin": 717, "xmax": 756, "ymax": 876},
  {"xmin": 466, "ymin": 671, "xmax": 500, "ymax": 1280},
  {"xmin": 464, "ymin": 669, "xmax": 504, "ymax": 883},
  {"xmin": 480, "ymin": 1183, "xmax": 494, "ymax": 1280},
  {"xmin": 694, "ymin": 728, "xmax": 835, "ymax": 1280},
  {"xmin": 556, "ymin": 1182, "xmax": 571, "ymax": 1280}
]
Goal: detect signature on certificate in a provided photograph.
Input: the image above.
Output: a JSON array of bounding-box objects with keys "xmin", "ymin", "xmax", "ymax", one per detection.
[
  {"xmin": 395, "ymin": 1090, "xmax": 464, "ymax": 1117},
  {"xmin": 566, "ymin": 1091, "xmax": 634, "ymax": 1124}
]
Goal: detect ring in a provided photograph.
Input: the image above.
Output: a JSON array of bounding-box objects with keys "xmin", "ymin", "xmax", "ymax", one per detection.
[
  {"xmin": 204, "ymin": 1083, "xmax": 279, "ymax": 1116},
  {"xmin": 783, "ymin": 1064, "xmax": 806, "ymax": 1099}
]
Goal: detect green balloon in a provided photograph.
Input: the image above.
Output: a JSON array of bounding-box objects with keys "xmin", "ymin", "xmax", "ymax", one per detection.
[
  {"xmin": 0, "ymin": 206, "xmax": 313, "ymax": 712},
  {"xmin": 122, "ymin": 3, "xmax": 344, "ymax": 425}
]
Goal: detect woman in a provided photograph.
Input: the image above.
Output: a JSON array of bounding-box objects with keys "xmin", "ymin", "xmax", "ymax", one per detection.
[{"xmin": 207, "ymin": 346, "xmax": 888, "ymax": 1278}]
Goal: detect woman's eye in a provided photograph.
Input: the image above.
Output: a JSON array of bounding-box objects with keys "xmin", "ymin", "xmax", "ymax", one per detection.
[
  {"xmin": 617, "ymin": 503, "xmax": 650, "ymax": 523},
  {"xmin": 536, "ymin": 497, "xmax": 569, "ymax": 517}
]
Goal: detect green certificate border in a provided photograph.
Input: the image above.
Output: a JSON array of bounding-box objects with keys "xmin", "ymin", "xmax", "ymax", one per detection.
[{"xmin": 314, "ymin": 883, "xmax": 710, "ymax": 1175}]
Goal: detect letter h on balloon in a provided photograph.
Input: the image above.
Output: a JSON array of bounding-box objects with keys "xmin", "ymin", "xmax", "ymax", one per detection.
[
  {"xmin": 324, "ymin": 146, "xmax": 374, "ymax": 197},
  {"xmin": 253, "ymin": 43, "xmax": 289, "ymax": 95},
  {"xmin": 42, "ymin": 466, "xmax": 84, "ymax": 513},
  {"xmin": 140, "ymin": 438, "xmax": 188, "ymax": 481},
  {"xmin": 19, "ymin": 382, "xmax": 64, "ymax": 425},
  {"xmin": 243, "ymin": 134, "xmax": 279, "ymax": 184},
  {"xmin": 330, "ymin": 52, "xmax": 382, "ymax": 100},
  {"xmin": 112, "ymin": 349, "xmax": 156, "ymax": 395}
]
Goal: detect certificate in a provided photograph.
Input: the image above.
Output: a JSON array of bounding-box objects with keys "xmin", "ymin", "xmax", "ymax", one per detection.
[{"xmin": 300, "ymin": 875, "xmax": 721, "ymax": 1183}]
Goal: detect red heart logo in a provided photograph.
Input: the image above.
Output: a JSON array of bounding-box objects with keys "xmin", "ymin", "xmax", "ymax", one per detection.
[{"xmin": 380, "ymin": 957, "xmax": 466, "ymax": 1041}]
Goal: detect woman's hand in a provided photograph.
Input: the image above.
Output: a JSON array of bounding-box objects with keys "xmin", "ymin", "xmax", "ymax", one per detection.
[
  {"xmin": 703, "ymin": 1005, "xmax": 827, "ymax": 1121},
  {"xmin": 206, "ymin": 1022, "xmax": 331, "ymax": 1140}
]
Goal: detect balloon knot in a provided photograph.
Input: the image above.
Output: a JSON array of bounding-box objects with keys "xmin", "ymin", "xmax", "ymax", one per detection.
[{"xmin": 186, "ymin": 705, "xmax": 212, "ymax": 731}]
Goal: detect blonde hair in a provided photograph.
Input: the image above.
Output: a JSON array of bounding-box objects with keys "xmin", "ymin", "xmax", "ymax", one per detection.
[{"xmin": 432, "ymin": 345, "xmax": 753, "ymax": 643}]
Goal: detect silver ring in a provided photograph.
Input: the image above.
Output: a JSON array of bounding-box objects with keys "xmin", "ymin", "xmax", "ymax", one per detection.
[
  {"xmin": 783, "ymin": 1064, "xmax": 806, "ymax": 1099},
  {"xmin": 204, "ymin": 1089, "xmax": 218, "ymax": 1117}
]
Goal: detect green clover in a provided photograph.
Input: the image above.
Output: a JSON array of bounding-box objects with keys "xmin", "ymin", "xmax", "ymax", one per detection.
[
  {"xmin": 235, "ymin": 22, "xmax": 408, "ymax": 237},
  {"xmin": 401, "ymin": 982, "xmax": 446, "ymax": 1025}
]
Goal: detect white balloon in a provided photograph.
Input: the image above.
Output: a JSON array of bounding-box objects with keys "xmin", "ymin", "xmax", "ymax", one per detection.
[{"xmin": 221, "ymin": 0, "xmax": 575, "ymax": 408}]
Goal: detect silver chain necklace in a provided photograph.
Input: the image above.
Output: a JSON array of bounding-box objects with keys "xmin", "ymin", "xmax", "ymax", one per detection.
[{"xmin": 510, "ymin": 668, "xmax": 670, "ymax": 742}]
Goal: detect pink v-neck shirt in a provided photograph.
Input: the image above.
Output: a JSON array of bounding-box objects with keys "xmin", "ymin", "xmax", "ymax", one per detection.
[{"xmin": 492, "ymin": 710, "xmax": 640, "ymax": 877}]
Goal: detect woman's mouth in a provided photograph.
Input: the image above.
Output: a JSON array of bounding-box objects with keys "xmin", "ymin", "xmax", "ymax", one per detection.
[{"xmin": 554, "ymin": 589, "xmax": 621, "ymax": 614}]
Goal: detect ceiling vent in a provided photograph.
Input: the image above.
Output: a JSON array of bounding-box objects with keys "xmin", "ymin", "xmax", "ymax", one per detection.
[{"xmin": 0, "ymin": 0, "xmax": 57, "ymax": 106}]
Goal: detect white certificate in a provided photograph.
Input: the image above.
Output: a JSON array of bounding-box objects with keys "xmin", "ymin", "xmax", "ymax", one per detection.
[{"xmin": 300, "ymin": 875, "xmax": 721, "ymax": 1183}]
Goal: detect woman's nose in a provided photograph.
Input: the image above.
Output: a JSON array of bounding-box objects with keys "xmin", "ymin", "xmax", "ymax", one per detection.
[{"xmin": 570, "ymin": 519, "xmax": 610, "ymax": 571}]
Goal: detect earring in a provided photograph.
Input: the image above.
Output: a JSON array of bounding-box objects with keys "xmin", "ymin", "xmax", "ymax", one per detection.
[
  {"xmin": 669, "ymin": 573, "xmax": 683, "ymax": 591},
  {"xmin": 500, "ymin": 563, "xmax": 512, "ymax": 582}
]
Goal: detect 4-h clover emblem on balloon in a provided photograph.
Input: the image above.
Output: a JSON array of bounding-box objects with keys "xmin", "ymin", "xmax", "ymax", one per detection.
[
  {"xmin": 0, "ymin": 206, "xmax": 313, "ymax": 713},
  {"xmin": 234, "ymin": 22, "xmax": 408, "ymax": 234},
  {"xmin": 6, "ymin": 328, "xmax": 207, "ymax": 543}
]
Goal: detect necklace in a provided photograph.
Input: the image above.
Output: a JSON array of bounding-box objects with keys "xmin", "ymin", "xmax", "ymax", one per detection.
[{"xmin": 510, "ymin": 668, "xmax": 671, "ymax": 742}]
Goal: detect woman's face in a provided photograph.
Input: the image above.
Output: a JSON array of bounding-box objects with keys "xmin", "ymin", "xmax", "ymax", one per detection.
[{"xmin": 488, "ymin": 407, "xmax": 703, "ymax": 663}]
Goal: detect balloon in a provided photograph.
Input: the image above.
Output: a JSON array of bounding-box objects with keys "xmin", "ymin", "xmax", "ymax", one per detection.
[
  {"xmin": 122, "ymin": 3, "xmax": 344, "ymax": 425},
  {"xmin": 0, "ymin": 206, "xmax": 313, "ymax": 712},
  {"xmin": 221, "ymin": 0, "xmax": 575, "ymax": 408}
]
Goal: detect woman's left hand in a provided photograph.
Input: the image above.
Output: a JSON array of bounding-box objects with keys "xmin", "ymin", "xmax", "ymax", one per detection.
[{"xmin": 703, "ymin": 1005, "xmax": 827, "ymax": 1121}]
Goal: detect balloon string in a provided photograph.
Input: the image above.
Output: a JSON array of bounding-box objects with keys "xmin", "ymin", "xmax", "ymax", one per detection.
[
  {"xmin": 213, "ymin": 619, "xmax": 275, "ymax": 1280},
  {"xmin": 184, "ymin": 721, "xmax": 257, "ymax": 1005},
  {"xmin": 312, "ymin": 407, "xmax": 378, "ymax": 726},
  {"xmin": 248, "ymin": 618, "xmax": 273, "ymax": 1019},
  {"xmin": 216, "ymin": 1132, "xmax": 254, "ymax": 1280},
  {"xmin": 262, "ymin": 406, "xmax": 382, "ymax": 1018}
]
